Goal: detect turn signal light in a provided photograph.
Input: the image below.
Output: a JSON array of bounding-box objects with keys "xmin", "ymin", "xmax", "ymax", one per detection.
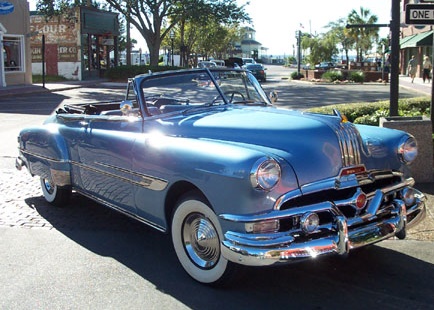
[{"xmin": 245, "ymin": 220, "xmax": 280, "ymax": 234}]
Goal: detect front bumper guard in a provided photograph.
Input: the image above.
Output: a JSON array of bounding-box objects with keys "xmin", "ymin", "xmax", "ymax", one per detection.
[{"xmin": 220, "ymin": 189, "xmax": 426, "ymax": 267}]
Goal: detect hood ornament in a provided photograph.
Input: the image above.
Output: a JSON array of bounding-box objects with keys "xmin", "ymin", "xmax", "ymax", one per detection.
[{"xmin": 333, "ymin": 109, "xmax": 348, "ymax": 123}]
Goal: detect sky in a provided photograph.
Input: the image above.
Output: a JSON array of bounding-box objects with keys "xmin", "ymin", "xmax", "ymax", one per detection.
[
  {"xmin": 238, "ymin": 0, "xmax": 392, "ymax": 56},
  {"xmin": 27, "ymin": 0, "xmax": 392, "ymax": 56}
]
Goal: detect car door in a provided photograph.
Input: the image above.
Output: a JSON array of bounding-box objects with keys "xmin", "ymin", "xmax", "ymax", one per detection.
[{"xmin": 75, "ymin": 114, "xmax": 143, "ymax": 214}]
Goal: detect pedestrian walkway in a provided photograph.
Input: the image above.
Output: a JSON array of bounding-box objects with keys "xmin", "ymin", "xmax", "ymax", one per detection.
[
  {"xmin": 399, "ymin": 74, "xmax": 433, "ymax": 96},
  {"xmin": 0, "ymin": 79, "xmax": 113, "ymax": 97}
]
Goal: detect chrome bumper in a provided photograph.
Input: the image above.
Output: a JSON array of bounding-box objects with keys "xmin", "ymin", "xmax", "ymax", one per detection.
[{"xmin": 220, "ymin": 189, "xmax": 426, "ymax": 267}]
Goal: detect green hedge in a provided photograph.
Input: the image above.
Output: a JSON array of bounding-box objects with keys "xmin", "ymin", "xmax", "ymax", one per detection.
[
  {"xmin": 349, "ymin": 71, "xmax": 364, "ymax": 83},
  {"xmin": 307, "ymin": 97, "xmax": 431, "ymax": 126},
  {"xmin": 322, "ymin": 70, "xmax": 343, "ymax": 82},
  {"xmin": 32, "ymin": 75, "xmax": 68, "ymax": 83},
  {"xmin": 290, "ymin": 72, "xmax": 304, "ymax": 80},
  {"xmin": 104, "ymin": 65, "xmax": 179, "ymax": 82}
]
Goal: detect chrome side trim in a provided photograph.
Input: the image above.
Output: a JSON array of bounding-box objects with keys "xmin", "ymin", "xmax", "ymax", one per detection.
[
  {"xmin": 19, "ymin": 149, "xmax": 168, "ymax": 191},
  {"xmin": 71, "ymin": 161, "xmax": 168, "ymax": 191},
  {"xmin": 93, "ymin": 161, "xmax": 168, "ymax": 191},
  {"xmin": 19, "ymin": 149, "xmax": 68, "ymax": 164}
]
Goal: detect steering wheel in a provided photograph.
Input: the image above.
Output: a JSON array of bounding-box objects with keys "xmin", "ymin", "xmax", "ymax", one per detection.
[{"xmin": 224, "ymin": 91, "xmax": 245, "ymax": 103}]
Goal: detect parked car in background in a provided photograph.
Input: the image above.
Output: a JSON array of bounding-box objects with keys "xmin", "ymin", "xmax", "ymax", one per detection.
[
  {"xmin": 315, "ymin": 62, "xmax": 336, "ymax": 70},
  {"xmin": 225, "ymin": 57, "xmax": 243, "ymax": 68},
  {"xmin": 197, "ymin": 60, "xmax": 217, "ymax": 68},
  {"xmin": 16, "ymin": 67, "xmax": 426, "ymax": 286},
  {"xmin": 212, "ymin": 59, "xmax": 225, "ymax": 67},
  {"xmin": 242, "ymin": 57, "xmax": 256, "ymax": 65},
  {"xmin": 244, "ymin": 63, "xmax": 267, "ymax": 82}
]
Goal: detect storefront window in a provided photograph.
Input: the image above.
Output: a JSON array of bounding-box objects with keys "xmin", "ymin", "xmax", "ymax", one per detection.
[{"xmin": 3, "ymin": 35, "xmax": 24, "ymax": 72}]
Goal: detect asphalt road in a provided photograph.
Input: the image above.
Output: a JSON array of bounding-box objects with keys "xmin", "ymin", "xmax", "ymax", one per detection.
[
  {"xmin": 261, "ymin": 65, "xmax": 423, "ymax": 110},
  {"xmin": 0, "ymin": 67, "xmax": 433, "ymax": 309}
]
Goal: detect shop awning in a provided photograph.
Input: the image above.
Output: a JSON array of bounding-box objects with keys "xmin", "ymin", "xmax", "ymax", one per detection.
[{"xmin": 400, "ymin": 31, "xmax": 433, "ymax": 48}]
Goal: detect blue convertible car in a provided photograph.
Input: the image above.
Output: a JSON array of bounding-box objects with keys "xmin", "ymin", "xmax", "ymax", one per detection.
[{"xmin": 16, "ymin": 68, "xmax": 426, "ymax": 285}]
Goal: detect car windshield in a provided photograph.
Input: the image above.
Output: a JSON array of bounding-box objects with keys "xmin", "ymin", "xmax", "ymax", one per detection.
[{"xmin": 138, "ymin": 69, "xmax": 270, "ymax": 111}]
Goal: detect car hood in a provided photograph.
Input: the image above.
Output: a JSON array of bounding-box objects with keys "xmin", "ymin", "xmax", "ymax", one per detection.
[{"xmin": 157, "ymin": 106, "xmax": 358, "ymax": 185}]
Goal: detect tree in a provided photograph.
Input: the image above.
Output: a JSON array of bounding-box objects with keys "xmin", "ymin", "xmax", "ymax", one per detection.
[
  {"xmin": 36, "ymin": 0, "xmax": 250, "ymax": 66},
  {"xmin": 168, "ymin": 0, "xmax": 249, "ymax": 66},
  {"xmin": 346, "ymin": 7, "xmax": 379, "ymax": 62},
  {"xmin": 99, "ymin": 0, "xmax": 250, "ymax": 66},
  {"xmin": 325, "ymin": 18, "xmax": 355, "ymax": 66},
  {"xmin": 301, "ymin": 33, "xmax": 338, "ymax": 66},
  {"xmin": 36, "ymin": 0, "xmax": 96, "ymax": 20}
]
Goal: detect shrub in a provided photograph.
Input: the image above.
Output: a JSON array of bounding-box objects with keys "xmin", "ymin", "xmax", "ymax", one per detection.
[
  {"xmin": 104, "ymin": 65, "xmax": 179, "ymax": 81},
  {"xmin": 291, "ymin": 72, "xmax": 304, "ymax": 80},
  {"xmin": 349, "ymin": 71, "xmax": 365, "ymax": 83},
  {"xmin": 32, "ymin": 75, "xmax": 68, "ymax": 83},
  {"xmin": 321, "ymin": 70, "xmax": 343, "ymax": 82},
  {"xmin": 306, "ymin": 97, "xmax": 431, "ymax": 126}
]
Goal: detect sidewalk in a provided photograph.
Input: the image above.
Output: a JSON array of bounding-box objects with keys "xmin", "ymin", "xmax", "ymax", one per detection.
[
  {"xmin": 0, "ymin": 79, "xmax": 124, "ymax": 97},
  {"xmin": 399, "ymin": 74, "xmax": 433, "ymax": 96}
]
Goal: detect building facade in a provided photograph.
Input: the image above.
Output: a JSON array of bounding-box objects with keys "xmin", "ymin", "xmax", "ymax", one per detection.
[
  {"xmin": 400, "ymin": 0, "xmax": 434, "ymax": 78},
  {"xmin": 0, "ymin": 0, "xmax": 32, "ymax": 87},
  {"xmin": 30, "ymin": 6, "xmax": 120, "ymax": 81}
]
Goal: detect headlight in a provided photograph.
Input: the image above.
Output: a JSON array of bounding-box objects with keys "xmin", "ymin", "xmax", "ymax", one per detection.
[
  {"xmin": 398, "ymin": 136, "xmax": 418, "ymax": 164},
  {"xmin": 250, "ymin": 157, "xmax": 281, "ymax": 190}
]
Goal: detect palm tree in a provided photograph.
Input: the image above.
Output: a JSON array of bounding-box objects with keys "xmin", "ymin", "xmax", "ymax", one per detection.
[
  {"xmin": 346, "ymin": 7, "xmax": 379, "ymax": 62},
  {"xmin": 326, "ymin": 18, "xmax": 356, "ymax": 67}
]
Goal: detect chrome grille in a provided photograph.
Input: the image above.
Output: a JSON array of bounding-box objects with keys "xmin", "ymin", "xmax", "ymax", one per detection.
[{"xmin": 335, "ymin": 122, "xmax": 362, "ymax": 167}]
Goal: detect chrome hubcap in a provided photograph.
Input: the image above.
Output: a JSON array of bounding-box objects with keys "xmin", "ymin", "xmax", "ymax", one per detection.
[
  {"xmin": 182, "ymin": 213, "xmax": 220, "ymax": 269},
  {"xmin": 43, "ymin": 178, "xmax": 55, "ymax": 194}
]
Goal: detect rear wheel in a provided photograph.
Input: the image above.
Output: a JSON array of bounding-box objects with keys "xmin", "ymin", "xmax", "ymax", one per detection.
[
  {"xmin": 40, "ymin": 177, "xmax": 71, "ymax": 207},
  {"xmin": 171, "ymin": 192, "xmax": 235, "ymax": 285}
]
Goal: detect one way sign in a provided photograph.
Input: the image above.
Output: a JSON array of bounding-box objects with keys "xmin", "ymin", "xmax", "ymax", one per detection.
[{"xmin": 406, "ymin": 4, "xmax": 434, "ymax": 24}]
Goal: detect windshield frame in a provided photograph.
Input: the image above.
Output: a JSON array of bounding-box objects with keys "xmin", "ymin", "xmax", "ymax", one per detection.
[{"xmin": 135, "ymin": 68, "xmax": 272, "ymax": 117}]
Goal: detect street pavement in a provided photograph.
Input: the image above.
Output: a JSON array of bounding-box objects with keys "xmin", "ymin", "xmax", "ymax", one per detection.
[{"xmin": 0, "ymin": 68, "xmax": 433, "ymax": 308}]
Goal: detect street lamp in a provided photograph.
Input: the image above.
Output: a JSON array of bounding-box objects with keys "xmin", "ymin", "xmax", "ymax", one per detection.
[
  {"xmin": 170, "ymin": 30, "xmax": 175, "ymax": 66},
  {"xmin": 139, "ymin": 48, "xmax": 142, "ymax": 65}
]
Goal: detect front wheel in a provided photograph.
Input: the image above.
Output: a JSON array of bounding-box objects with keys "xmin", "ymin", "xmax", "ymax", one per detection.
[
  {"xmin": 40, "ymin": 177, "xmax": 71, "ymax": 207},
  {"xmin": 171, "ymin": 192, "xmax": 235, "ymax": 286}
]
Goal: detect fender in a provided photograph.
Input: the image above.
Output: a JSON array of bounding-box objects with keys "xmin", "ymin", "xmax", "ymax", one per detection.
[
  {"xmin": 18, "ymin": 124, "xmax": 71, "ymax": 186},
  {"xmin": 132, "ymin": 134, "xmax": 300, "ymax": 225}
]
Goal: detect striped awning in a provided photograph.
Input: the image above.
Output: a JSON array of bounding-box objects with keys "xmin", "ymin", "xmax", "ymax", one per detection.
[{"xmin": 400, "ymin": 31, "xmax": 433, "ymax": 48}]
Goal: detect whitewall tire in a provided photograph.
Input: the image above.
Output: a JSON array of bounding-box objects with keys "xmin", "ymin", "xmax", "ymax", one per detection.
[
  {"xmin": 171, "ymin": 192, "xmax": 234, "ymax": 285},
  {"xmin": 40, "ymin": 177, "xmax": 71, "ymax": 207}
]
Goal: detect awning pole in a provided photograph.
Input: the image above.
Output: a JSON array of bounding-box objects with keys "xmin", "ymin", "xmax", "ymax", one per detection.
[{"xmin": 431, "ymin": 32, "xmax": 434, "ymax": 132}]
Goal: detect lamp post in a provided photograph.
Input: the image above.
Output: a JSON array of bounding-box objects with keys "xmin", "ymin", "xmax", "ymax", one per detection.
[
  {"xmin": 170, "ymin": 30, "xmax": 175, "ymax": 66},
  {"xmin": 139, "ymin": 48, "xmax": 142, "ymax": 65}
]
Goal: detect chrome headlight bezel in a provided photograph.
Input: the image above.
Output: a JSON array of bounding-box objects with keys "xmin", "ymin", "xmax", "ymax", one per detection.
[
  {"xmin": 250, "ymin": 157, "xmax": 281, "ymax": 191},
  {"xmin": 398, "ymin": 136, "xmax": 418, "ymax": 164}
]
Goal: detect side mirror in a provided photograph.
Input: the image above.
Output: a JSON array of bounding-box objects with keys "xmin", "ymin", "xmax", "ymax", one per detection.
[{"xmin": 269, "ymin": 91, "xmax": 278, "ymax": 103}]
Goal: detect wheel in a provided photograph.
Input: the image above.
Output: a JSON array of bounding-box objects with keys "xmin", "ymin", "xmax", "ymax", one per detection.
[
  {"xmin": 171, "ymin": 192, "xmax": 235, "ymax": 285},
  {"xmin": 40, "ymin": 177, "xmax": 71, "ymax": 207}
]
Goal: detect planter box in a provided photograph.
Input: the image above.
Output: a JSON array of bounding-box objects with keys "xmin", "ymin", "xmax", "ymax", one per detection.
[{"xmin": 380, "ymin": 116, "xmax": 433, "ymax": 183}]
